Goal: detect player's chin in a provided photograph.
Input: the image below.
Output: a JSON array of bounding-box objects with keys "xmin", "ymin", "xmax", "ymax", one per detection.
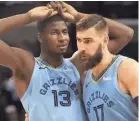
[{"xmin": 57, "ymin": 48, "xmax": 67, "ymax": 54}]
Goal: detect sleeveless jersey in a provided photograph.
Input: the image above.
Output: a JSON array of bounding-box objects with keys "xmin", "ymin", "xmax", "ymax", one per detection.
[
  {"xmin": 83, "ymin": 55, "xmax": 138, "ymax": 121},
  {"xmin": 21, "ymin": 57, "xmax": 88, "ymax": 121}
]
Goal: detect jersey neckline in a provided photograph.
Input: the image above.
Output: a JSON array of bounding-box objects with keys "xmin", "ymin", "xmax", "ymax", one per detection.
[
  {"xmin": 36, "ymin": 57, "xmax": 66, "ymax": 70},
  {"xmin": 91, "ymin": 55, "xmax": 119, "ymax": 83}
]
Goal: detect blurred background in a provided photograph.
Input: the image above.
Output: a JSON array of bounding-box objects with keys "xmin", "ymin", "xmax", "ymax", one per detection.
[{"xmin": 0, "ymin": 1, "xmax": 138, "ymax": 121}]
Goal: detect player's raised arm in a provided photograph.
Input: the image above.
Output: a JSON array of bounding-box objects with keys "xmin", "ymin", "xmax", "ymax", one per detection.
[
  {"xmin": 0, "ymin": 5, "xmax": 59, "ymax": 70},
  {"xmin": 0, "ymin": 5, "xmax": 58, "ymax": 97},
  {"xmin": 0, "ymin": 6, "xmax": 58, "ymax": 35},
  {"xmin": 0, "ymin": 39, "xmax": 36, "ymax": 98},
  {"xmin": 0, "ymin": 40, "xmax": 34, "ymax": 77},
  {"xmin": 0, "ymin": 6, "xmax": 53, "ymax": 71},
  {"xmin": 103, "ymin": 18, "xmax": 134, "ymax": 54},
  {"xmin": 0, "ymin": 40, "xmax": 23, "ymax": 75},
  {"xmin": 50, "ymin": 2, "xmax": 134, "ymax": 54}
]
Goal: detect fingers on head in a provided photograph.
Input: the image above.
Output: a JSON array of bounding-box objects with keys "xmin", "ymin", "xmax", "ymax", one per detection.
[
  {"xmin": 50, "ymin": 1, "xmax": 57, "ymax": 9},
  {"xmin": 46, "ymin": 3, "xmax": 52, "ymax": 9}
]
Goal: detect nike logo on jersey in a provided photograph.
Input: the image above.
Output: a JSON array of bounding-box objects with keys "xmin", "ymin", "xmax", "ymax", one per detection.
[{"xmin": 63, "ymin": 65, "xmax": 67, "ymax": 70}]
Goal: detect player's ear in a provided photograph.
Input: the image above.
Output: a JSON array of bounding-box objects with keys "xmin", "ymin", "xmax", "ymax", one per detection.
[
  {"xmin": 102, "ymin": 35, "xmax": 109, "ymax": 48},
  {"xmin": 37, "ymin": 33, "xmax": 43, "ymax": 43}
]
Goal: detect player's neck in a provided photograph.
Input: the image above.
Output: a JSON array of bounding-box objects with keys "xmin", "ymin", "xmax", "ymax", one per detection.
[
  {"xmin": 40, "ymin": 51, "xmax": 64, "ymax": 68},
  {"xmin": 92, "ymin": 51, "xmax": 114, "ymax": 78}
]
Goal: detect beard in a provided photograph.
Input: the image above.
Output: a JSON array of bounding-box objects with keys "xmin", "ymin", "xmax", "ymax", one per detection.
[{"xmin": 85, "ymin": 44, "xmax": 103, "ymax": 69}]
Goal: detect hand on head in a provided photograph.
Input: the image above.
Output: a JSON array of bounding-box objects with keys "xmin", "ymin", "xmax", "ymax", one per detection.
[
  {"xmin": 49, "ymin": 1, "xmax": 78, "ymax": 23},
  {"xmin": 27, "ymin": 3, "xmax": 60, "ymax": 22},
  {"xmin": 27, "ymin": 2, "xmax": 78, "ymax": 23}
]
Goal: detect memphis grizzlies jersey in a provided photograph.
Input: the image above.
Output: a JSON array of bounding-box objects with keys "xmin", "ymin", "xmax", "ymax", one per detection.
[
  {"xmin": 21, "ymin": 57, "xmax": 87, "ymax": 121},
  {"xmin": 83, "ymin": 55, "xmax": 138, "ymax": 121}
]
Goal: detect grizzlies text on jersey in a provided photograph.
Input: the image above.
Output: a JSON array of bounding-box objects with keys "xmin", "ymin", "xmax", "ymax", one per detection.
[
  {"xmin": 21, "ymin": 57, "xmax": 87, "ymax": 121},
  {"xmin": 83, "ymin": 55, "xmax": 138, "ymax": 121}
]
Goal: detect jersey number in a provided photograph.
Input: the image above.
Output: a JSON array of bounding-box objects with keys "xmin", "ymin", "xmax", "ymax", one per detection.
[
  {"xmin": 52, "ymin": 90, "xmax": 71, "ymax": 107},
  {"xmin": 93, "ymin": 104, "xmax": 104, "ymax": 121}
]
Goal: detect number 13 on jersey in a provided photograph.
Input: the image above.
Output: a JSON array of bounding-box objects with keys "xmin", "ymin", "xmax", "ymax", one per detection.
[{"xmin": 52, "ymin": 90, "xmax": 71, "ymax": 107}]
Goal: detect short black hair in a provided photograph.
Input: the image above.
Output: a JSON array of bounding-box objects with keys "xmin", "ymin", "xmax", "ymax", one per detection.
[{"xmin": 37, "ymin": 15, "xmax": 66, "ymax": 32}]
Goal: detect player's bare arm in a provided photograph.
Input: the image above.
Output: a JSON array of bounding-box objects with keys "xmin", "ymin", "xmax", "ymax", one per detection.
[
  {"xmin": 0, "ymin": 6, "xmax": 57, "ymax": 35},
  {"xmin": 0, "ymin": 5, "xmax": 57, "ymax": 97},
  {"xmin": 118, "ymin": 58, "xmax": 138, "ymax": 107},
  {"xmin": 25, "ymin": 113, "xmax": 29, "ymax": 121},
  {"xmin": 0, "ymin": 40, "xmax": 34, "ymax": 97},
  {"xmin": 50, "ymin": 1, "xmax": 134, "ymax": 54}
]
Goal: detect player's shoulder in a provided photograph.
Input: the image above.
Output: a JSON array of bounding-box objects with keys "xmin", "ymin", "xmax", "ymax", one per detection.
[
  {"xmin": 117, "ymin": 57, "xmax": 138, "ymax": 93},
  {"xmin": 118, "ymin": 57, "xmax": 138, "ymax": 81},
  {"xmin": 118, "ymin": 57, "xmax": 138, "ymax": 71}
]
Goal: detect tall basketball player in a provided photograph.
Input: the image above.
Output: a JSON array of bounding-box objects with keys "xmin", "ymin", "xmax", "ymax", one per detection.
[
  {"xmin": 76, "ymin": 14, "xmax": 138, "ymax": 121},
  {"xmin": 0, "ymin": 3, "xmax": 134, "ymax": 121},
  {"xmin": 50, "ymin": 2, "xmax": 138, "ymax": 121}
]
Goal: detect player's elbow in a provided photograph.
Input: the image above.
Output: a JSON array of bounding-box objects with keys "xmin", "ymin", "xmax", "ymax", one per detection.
[
  {"xmin": 119, "ymin": 28, "xmax": 134, "ymax": 46},
  {"xmin": 125, "ymin": 28, "xmax": 134, "ymax": 42}
]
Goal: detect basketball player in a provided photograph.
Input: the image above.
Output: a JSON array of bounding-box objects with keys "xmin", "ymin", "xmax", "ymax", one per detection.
[
  {"xmin": 0, "ymin": 3, "xmax": 134, "ymax": 121},
  {"xmin": 0, "ymin": 6, "xmax": 88, "ymax": 121},
  {"xmin": 76, "ymin": 14, "xmax": 138, "ymax": 121},
  {"xmin": 50, "ymin": 2, "xmax": 138, "ymax": 121}
]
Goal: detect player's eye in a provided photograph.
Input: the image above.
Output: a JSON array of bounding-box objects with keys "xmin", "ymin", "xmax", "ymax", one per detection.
[
  {"xmin": 51, "ymin": 31, "xmax": 57, "ymax": 35},
  {"xmin": 77, "ymin": 38, "xmax": 82, "ymax": 42},
  {"xmin": 63, "ymin": 29, "xmax": 68, "ymax": 35},
  {"xmin": 84, "ymin": 39, "xmax": 92, "ymax": 43}
]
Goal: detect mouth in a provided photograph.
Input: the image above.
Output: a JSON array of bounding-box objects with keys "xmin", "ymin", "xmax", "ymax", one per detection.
[
  {"xmin": 81, "ymin": 56, "xmax": 88, "ymax": 60},
  {"xmin": 81, "ymin": 54, "xmax": 90, "ymax": 60},
  {"xmin": 57, "ymin": 44, "xmax": 68, "ymax": 48}
]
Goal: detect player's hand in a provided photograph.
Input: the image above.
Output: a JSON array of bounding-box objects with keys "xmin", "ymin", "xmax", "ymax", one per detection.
[
  {"xmin": 49, "ymin": 2, "xmax": 78, "ymax": 23},
  {"xmin": 70, "ymin": 49, "xmax": 88, "ymax": 73},
  {"xmin": 70, "ymin": 49, "xmax": 93, "ymax": 73},
  {"xmin": 25, "ymin": 113, "xmax": 29, "ymax": 121},
  {"xmin": 27, "ymin": 4, "xmax": 58, "ymax": 22}
]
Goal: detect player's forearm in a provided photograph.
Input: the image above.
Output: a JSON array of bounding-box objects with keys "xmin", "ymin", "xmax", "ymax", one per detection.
[
  {"xmin": 0, "ymin": 13, "xmax": 32, "ymax": 36},
  {"xmin": 75, "ymin": 12, "xmax": 88, "ymax": 22},
  {"xmin": 104, "ymin": 17, "xmax": 134, "ymax": 40}
]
